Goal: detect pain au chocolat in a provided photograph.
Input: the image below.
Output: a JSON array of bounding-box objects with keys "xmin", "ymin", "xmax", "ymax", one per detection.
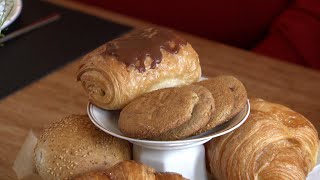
[{"xmin": 77, "ymin": 28, "xmax": 201, "ymax": 110}]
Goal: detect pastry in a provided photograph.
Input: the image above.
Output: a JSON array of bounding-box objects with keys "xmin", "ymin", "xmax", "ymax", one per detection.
[
  {"xmin": 155, "ymin": 172, "xmax": 186, "ymax": 180},
  {"xmin": 119, "ymin": 85, "xmax": 214, "ymax": 140},
  {"xmin": 77, "ymin": 27, "xmax": 201, "ymax": 110},
  {"xmin": 73, "ymin": 160, "xmax": 186, "ymax": 180},
  {"xmin": 34, "ymin": 115, "xmax": 132, "ymax": 180},
  {"xmin": 196, "ymin": 75, "xmax": 247, "ymax": 132},
  {"xmin": 205, "ymin": 99, "xmax": 319, "ymax": 180},
  {"xmin": 74, "ymin": 160, "xmax": 155, "ymax": 180}
]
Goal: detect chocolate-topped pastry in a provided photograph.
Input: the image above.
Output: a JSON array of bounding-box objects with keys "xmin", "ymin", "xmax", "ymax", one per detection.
[
  {"xmin": 77, "ymin": 27, "xmax": 201, "ymax": 110},
  {"xmin": 103, "ymin": 28, "xmax": 187, "ymax": 72}
]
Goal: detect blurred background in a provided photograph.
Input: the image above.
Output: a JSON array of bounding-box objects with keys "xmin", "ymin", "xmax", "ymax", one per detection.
[
  {"xmin": 0, "ymin": 0, "xmax": 319, "ymax": 99},
  {"xmin": 74, "ymin": 0, "xmax": 320, "ymax": 70}
]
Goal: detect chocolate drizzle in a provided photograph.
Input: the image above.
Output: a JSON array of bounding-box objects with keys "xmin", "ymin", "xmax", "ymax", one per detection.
[{"xmin": 103, "ymin": 28, "xmax": 187, "ymax": 72}]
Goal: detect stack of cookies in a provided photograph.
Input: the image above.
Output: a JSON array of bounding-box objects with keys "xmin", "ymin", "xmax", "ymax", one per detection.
[{"xmin": 119, "ymin": 75, "xmax": 247, "ymax": 140}]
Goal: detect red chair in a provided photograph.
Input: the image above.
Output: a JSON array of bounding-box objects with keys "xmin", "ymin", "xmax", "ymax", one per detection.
[{"xmin": 74, "ymin": 0, "xmax": 320, "ymax": 70}]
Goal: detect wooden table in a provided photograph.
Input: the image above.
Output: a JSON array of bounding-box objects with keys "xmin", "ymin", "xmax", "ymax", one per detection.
[{"xmin": 1, "ymin": 0, "xmax": 319, "ymax": 179}]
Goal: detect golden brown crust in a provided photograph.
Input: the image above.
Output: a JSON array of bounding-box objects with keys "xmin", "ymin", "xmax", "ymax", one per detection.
[
  {"xmin": 119, "ymin": 85, "xmax": 214, "ymax": 140},
  {"xmin": 73, "ymin": 160, "xmax": 187, "ymax": 180},
  {"xmin": 213, "ymin": 75, "xmax": 247, "ymax": 119},
  {"xmin": 196, "ymin": 78, "xmax": 234, "ymax": 132},
  {"xmin": 157, "ymin": 85, "xmax": 214, "ymax": 140},
  {"xmin": 77, "ymin": 33, "xmax": 201, "ymax": 110},
  {"xmin": 205, "ymin": 98, "xmax": 319, "ymax": 180},
  {"xmin": 103, "ymin": 160, "xmax": 155, "ymax": 180},
  {"xmin": 155, "ymin": 172, "xmax": 187, "ymax": 180},
  {"xmin": 34, "ymin": 115, "xmax": 132, "ymax": 180},
  {"xmin": 195, "ymin": 75, "xmax": 247, "ymax": 133},
  {"xmin": 73, "ymin": 171, "xmax": 110, "ymax": 180}
]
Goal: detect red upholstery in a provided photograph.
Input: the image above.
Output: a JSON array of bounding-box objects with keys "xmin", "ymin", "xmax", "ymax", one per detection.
[
  {"xmin": 254, "ymin": 0, "xmax": 320, "ymax": 69},
  {"xmin": 74, "ymin": 0, "xmax": 291, "ymax": 49},
  {"xmin": 74, "ymin": 0, "xmax": 320, "ymax": 70}
]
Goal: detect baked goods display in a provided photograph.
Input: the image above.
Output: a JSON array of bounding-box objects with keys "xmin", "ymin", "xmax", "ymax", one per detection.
[
  {"xmin": 73, "ymin": 160, "xmax": 186, "ymax": 180},
  {"xmin": 34, "ymin": 115, "xmax": 132, "ymax": 180},
  {"xmin": 29, "ymin": 27, "xmax": 319, "ymax": 180},
  {"xmin": 77, "ymin": 27, "xmax": 201, "ymax": 110},
  {"xmin": 205, "ymin": 98, "xmax": 319, "ymax": 180},
  {"xmin": 119, "ymin": 85, "xmax": 215, "ymax": 140}
]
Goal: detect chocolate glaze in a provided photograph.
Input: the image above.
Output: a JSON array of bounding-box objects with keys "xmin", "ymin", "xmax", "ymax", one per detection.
[{"xmin": 103, "ymin": 28, "xmax": 187, "ymax": 72}]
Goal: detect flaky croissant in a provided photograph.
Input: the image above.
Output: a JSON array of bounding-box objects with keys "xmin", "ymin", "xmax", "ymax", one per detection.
[
  {"xmin": 73, "ymin": 160, "xmax": 186, "ymax": 180},
  {"xmin": 77, "ymin": 28, "xmax": 201, "ymax": 110},
  {"xmin": 206, "ymin": 98, "xmax": 319, "ymax": 180}
]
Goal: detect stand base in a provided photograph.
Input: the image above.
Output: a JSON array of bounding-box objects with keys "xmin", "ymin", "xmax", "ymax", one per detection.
[{"xmin": 133, "ymin": 144, "xmax": 208, "ymax": 180}]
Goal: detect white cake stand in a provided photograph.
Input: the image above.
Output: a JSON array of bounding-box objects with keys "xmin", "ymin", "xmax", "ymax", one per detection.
[{"xmin": 87, "ymin": 100, "xmax": 250, "ymax": 180}]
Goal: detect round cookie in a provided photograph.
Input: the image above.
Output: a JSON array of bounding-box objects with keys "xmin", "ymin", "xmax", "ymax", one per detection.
[
  {"xmin": 211, "ymin": 75, "xmax": 247, "ymax": 119},
  {"xmin": 196, "ymin": 79, "xmax": 235, "ymax": 132},
  {"xmin": 156, "ymin": 85, "xmax": 215, "ymax": 140},
  {"xmin": 34, "ymin": 115, "xmax": 132, "ymax": 180},
  {"xmin": 119, "ymin": 85, "xmax": 214, "ymax": 140}
]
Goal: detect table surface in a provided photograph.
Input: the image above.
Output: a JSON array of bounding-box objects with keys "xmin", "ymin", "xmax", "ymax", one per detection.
[{"xmin": 1, "ymin": 0, "xmax": 319, "ymax": 179}]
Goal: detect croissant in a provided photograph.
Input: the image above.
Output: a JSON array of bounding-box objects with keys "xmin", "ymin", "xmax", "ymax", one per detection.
[
  {"xmin": 205, "ymin": 98, "xmax": 319, "ymax": 180},
  {"xmin": 77, "ymin": 28, "xmax": 201, "ymax": 110},
  {"xmin": 73, "ymin": 160, "xmax": 186, "ymax": 180}
]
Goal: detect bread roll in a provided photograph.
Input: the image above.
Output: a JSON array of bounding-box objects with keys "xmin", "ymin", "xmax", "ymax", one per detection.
[
  {"xmin": 73, "ymin": 160, "xmax": 186, "ymax": 180},
  {"xmin": 77, "ymin": 28, "xmax": 201, "ymax": 110},
  {"xmin": 205, "ymin": 99, "xmax": 319, "ymax": 180},
  {"xmin": 34, "ymin": 115, "xmax": 132, "ymax": 180}
]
